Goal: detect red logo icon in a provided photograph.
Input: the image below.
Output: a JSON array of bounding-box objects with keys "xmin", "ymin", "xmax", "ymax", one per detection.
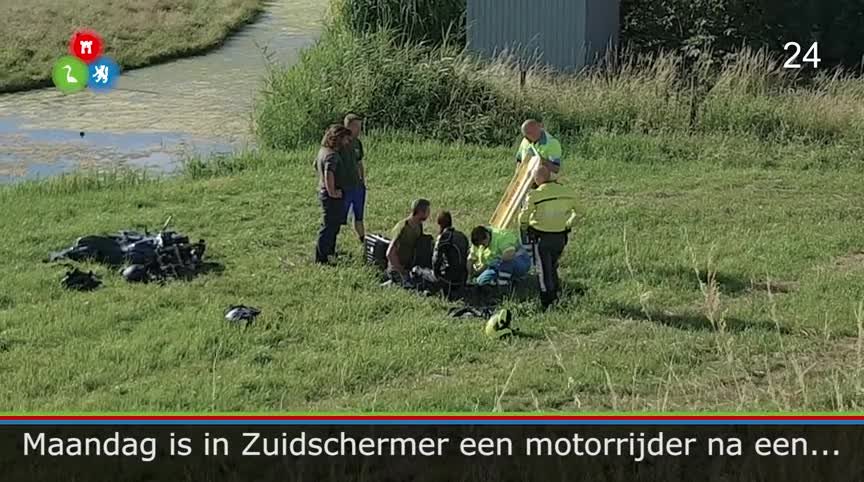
[{"xmin": 69, "ymin": 30, "xmax": 103, "ymax": 64}]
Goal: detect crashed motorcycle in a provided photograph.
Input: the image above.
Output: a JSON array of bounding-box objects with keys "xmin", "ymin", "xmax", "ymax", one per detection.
[{"xmin": 48, "ymin": 218, "xmax": 207, "ymax": 283}]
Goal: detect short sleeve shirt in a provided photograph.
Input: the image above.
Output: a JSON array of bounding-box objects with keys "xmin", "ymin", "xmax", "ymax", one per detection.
[
  {"xmin": 339, "ymin": 138, "xmax": 364, "ymax": 189},
  {"xmin": 469, "ymin": 226, "xmax": 520, "ymax": 270},
  {"xmin": 516, "ymin": 131, "xmax": 563, "ymax": 167},
  {"xmin": 315, "ymin": 148, "xmax": 341, "ymax": 194},
  {"xmin": 390, "ymin": 218, "xmax": 423, "ymax": 268}
]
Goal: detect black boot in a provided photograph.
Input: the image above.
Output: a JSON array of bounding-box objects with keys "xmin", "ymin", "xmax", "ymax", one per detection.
[{"xmin": 540, "ymin": 292, "xmax": 557, "ymax": 312}]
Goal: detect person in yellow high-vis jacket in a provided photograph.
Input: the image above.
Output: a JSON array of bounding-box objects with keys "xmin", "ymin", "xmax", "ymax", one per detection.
[
  {"xmin": 468, "ymin": 225, "xmax": 532, "ymax": 287},
  {"xmin": 518, "ymin": 166, "xmax": 579, "ymax": 310},
  {"xmin": 516, "ymin": 119, "xmax": 563, "ymax": 180}
]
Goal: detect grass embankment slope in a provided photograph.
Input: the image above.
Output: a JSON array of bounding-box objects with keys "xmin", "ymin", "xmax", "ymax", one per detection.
[
  {"xmin": 2, "ymin": 10, "xmax": 864, "ymax": 411},
  {"xmin": 2, "ymin": 130, "xmax": 864, "ymax": 412},
  {"xmin": 0, "ymin": 0, "xmax": 264, "ymax": 93}
]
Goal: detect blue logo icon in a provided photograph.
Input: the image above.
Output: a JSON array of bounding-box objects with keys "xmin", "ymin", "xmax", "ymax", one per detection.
[{"xmin": 87, "ymin": 56, "xmax": 120, "ymax": 92}]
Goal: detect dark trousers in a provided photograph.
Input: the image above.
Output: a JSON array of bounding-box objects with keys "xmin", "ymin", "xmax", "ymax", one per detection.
[
  {"xmin": 530, "ymin": 229, "xmax": 569, "ymax": 308},
  {"xmin": 316, "ymin": 195, "xmax": 344, "ymax": 264}
]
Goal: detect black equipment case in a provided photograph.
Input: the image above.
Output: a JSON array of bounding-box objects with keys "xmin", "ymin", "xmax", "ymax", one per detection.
[{"xmin": 364, "ymin": 234, "xmax": 390, "ymax": 270}]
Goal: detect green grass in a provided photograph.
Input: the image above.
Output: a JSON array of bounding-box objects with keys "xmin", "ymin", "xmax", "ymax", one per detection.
[
  {"xmin": 4, "ymin": 0, "xmax": 864, "ymax": 413},
  {"xmin": 2, "ymin": 130, "xmax": 864, "ymax": 412},
  {"xmin": 256, "ymin": 23, "xmax": 864, "ymax": 151},
  {"xmin": 255, "ymin": 26, "xmax": 530, "ymax": 149},
  {"xmin": 329, "ymin": 0, "xmax": 465, "ymax": 46},
  {"xmin": 0, "ymin": 0, "xmax": 264, "ymax": 93}
]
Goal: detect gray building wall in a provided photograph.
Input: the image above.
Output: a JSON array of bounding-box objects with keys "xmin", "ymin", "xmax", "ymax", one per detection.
[
  {"xmin": 586, "ymin": 0, "xmax": 620, "ymax": 64},
  {"xmin": 466, "ymin": 0, "xmax": 619, "ymax": 71}
]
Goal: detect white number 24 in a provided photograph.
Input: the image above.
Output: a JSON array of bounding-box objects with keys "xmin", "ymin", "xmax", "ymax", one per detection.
[{"xmin": 784, "ymin": 42, "xmax": 821, "ymax": 69}]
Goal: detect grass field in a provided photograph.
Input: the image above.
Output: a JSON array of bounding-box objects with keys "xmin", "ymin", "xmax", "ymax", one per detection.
[
  {"xmin": 0, "ymin": 0, "xmax": 263, "ymax": 93},
  {"xmin": 2, "ymin": 130, "xmax": 863, "ymax": 412}
]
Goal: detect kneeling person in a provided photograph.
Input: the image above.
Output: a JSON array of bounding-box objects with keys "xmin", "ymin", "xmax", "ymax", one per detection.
[
  {"xmin": 386, "ymin": 199, "xmax": 431, "ymax": 283},
  {"xmin": 469, "ymin": 225, "xmax": 531, "ymax": 286},
  {"xmin": 518, "ymin": 166, "xmax": 579, "ymax": 310},
  {"xmin": 431, "ymin": 211, "xmax": 469, "ymax": 294}
]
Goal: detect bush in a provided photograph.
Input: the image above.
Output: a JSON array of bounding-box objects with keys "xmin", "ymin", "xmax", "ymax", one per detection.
[
  {"xmin": 329, "ymin": 0, "xmax": 864, "ymax": 68},
  {"xmin": 621, "ymin": 0, "xmax": 864, "ymax": 67},
  {"xmin": 256, "ymin": 15, "xmax": 864, "ymax": 150},
  {"xmin": 255, "ymin": 27, "xmax": 534, "ymax": 149},
  {"xmin": 329, "ymin": 0, "xmax": 465, "ymax": 46}
]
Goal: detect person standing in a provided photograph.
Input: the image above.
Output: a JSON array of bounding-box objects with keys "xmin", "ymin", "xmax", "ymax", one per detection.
[
  {"xmin": 516, "ymin": 119, "xmax": 563, "ymax": 180},
  {"xmin": 315, "ymin": 124, "xmax": 354, "ymax": 265},
  {"xmin": 386, "ymin": 199, "xmax": 431, "ymax": 283},
  {"xmin": 518, "ymin": 166, "xmax": 579, "ymax": 310},
  {"xmin": 341, "ymin": 113, "xmax": 367, "ymax": 243}
]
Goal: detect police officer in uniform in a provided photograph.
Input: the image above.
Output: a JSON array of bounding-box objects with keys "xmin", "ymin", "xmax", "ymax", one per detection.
[{"xmin": 518, "ymin": 166, "xmax": 579, "ymax": 311}]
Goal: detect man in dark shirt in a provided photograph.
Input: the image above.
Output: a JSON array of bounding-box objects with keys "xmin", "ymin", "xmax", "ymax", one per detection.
[
  {"xmin": 315, "ymin": 124, "xmax": 353, "ymax": 265},
  {"xmin": 341, "ymin": 113, "xmax": 367, "ymax": 243},
  {"xmin": 386, "ymin": 199, "xmax": 430, "ymax": 282},
  {"xmin": 432, "ymin": 211, "xmax": 469, "ymax": 294}
]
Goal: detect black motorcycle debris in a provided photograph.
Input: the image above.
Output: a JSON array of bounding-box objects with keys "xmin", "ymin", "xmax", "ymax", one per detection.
[
  {"xmin": 225, "ymin": 305, "xmax": 261, "ymax": 325},
  {"xmin": 49, "ymin": 218, "xmax": 209, "ymax": 284},
  {"xmin": 61, "ymin": 267, "xmax": 102, "ymax": 292}
]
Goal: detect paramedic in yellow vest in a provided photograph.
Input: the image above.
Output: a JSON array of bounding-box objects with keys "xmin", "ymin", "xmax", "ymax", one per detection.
[
  {"xmin": 516, "ymin": 119, "xmax": 563, "ymax": 180},
  {"xmin": 518, "ymin": 166, "xmax": 579, "ymax": 310},
  {"xmin": 468, "ymin": 225, "xmax": 532, "ymax": 287}
]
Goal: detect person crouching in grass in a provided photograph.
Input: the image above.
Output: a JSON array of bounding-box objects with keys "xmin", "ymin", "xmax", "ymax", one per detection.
[
  {"xmin": 432, "ymin": 211, "xmax": 470, "ymax": 297},
  {"xmin": 315, "ymin": 124, "xmax": 354, "ymax": 265},
  {"xmin": 386, "ymin": 199, "xmax": 431, "ymax": 284},
  {"xmin": 341, "ymin": 113, "xmax": 367, "ymax": 244},
  {"xmin": 468, "ymin": 225, "xmax": 532, "ymax": 286}
]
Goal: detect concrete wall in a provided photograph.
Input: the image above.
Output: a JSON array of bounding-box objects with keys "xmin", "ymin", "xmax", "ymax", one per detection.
[{"xmin": 466, "ymin": 0, "xmax": 619, "ymax": 71}]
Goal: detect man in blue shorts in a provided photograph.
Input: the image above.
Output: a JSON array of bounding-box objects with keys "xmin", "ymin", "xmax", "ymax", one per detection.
[{"xmin": 341, "ymin": 113, "xmax": 367, "ymax": 243}]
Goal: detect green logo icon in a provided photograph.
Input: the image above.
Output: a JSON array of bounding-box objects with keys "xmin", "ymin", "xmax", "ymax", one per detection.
[{"xmin": 52, "ymin": 56, "xmax": 89, "ymax": 94}]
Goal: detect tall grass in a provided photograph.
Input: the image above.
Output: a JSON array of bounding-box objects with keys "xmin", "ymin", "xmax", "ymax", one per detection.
[
  {"xmin": 256, "ymin": 26, "xmax": 535, "ymax": 149},
  {"xmin": 698, "ymin": 51, "xmax": 864, "ymax": 142},
  {"xmin": 329, "ymin": 0, "xmax": 465, "ymax": 46},
  {"xmin": 510, "ymin": 48, "xmax": 864, "ymax": 144},
  {"xmin": 2, "ymin": 170, "xmax": 152, "ymax": 197},
  {"xmin": 256, "ymin": 6, "xmax": 864, "ymax": 152}
]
